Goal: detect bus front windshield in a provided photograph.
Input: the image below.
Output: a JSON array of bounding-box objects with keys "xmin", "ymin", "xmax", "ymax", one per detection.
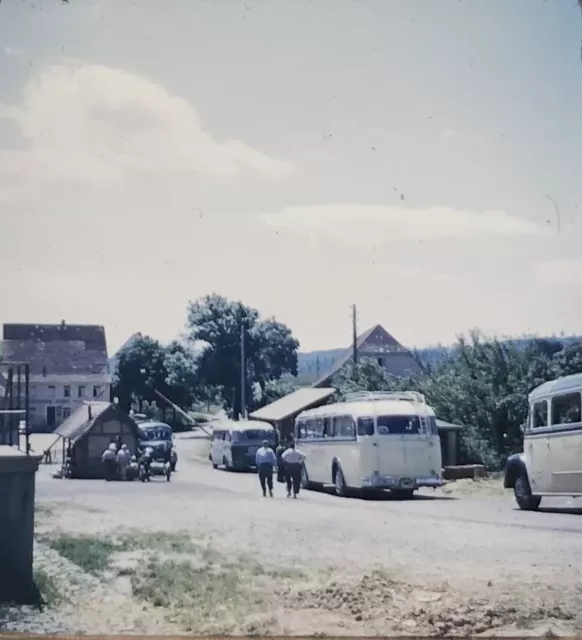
[{"xmin": 376, "ymin": 415, "xmax": 421, "ymax": 435}]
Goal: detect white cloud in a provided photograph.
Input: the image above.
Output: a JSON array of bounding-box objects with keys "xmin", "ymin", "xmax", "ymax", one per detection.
[
  {"xmin": 2, "ymin": 46, "xmax": 25, "ymax": 58},
  {"xmin": 441, "ymin": 128, "xmax": 456, "ymax": 138},
  {"xmin": 534, "ymin": 259, "xmax": 582, "ymax": 287},
  {"xmin": 0, "ymin": 62, "xmax": 294, "ymax": 186},
  {"xmin": 259, "ymin": 204, "xmax": 546, "ymax": 247}
]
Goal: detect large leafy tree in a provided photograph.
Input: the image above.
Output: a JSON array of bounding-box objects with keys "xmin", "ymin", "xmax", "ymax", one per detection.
[
  {"xmin": 186, "ymin": 293, "xmax": 299, "ymax": 418},
  {"xmin": 112, "ymin": 335, "xmax": 169, "ymax": 412}
]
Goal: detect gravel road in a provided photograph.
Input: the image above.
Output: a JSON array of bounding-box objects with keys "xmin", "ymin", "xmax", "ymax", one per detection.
[{"xmin": 6, "ymin": 433, "xmax": 582, "ymax": 635}]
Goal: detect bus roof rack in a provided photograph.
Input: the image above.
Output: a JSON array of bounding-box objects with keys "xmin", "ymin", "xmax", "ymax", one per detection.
[{"xmin": 341, "ymin": 391, "xmax": 427, "ymax": 404}]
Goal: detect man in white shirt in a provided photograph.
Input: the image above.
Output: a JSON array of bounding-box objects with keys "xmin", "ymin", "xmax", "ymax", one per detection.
[{"xmin": 281, "ymin": 442, "xmax": 306, "ymax": 499}]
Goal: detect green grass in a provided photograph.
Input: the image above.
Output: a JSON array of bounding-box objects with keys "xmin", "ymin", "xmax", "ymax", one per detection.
[
  {"xmin": 33, "ymin": 568, "xmax": 65, "ymax": 606},
  {"xmin": 42, "ymin": 531, "xmax": 197, "ymax": 575}
]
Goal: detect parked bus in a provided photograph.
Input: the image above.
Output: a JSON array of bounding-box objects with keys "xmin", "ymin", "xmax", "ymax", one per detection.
[
  {"xmin": 295, "ymin": 391, "xmax": 443, "ymax": 498},
  {"xmin": 504, "ymin": 372, "xmax": 582, "ymax": 510},
  {"xmin": 210, "ymin": 419, "xmax": 277, "ymax": 471}
]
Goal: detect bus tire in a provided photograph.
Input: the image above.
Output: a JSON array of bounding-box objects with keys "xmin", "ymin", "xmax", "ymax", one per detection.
[
  {"xmin": 333, "ymin": 465, "xmax": 349, "ymax": 497},
  {"xmin": 514, "ymin": 470, "xmax": 541, "ymax": 511}
]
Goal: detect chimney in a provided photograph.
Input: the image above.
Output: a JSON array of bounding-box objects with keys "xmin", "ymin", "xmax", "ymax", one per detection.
[{"xmin": 88, "ymin": 404, "xmax": 92, "ymax": 420}]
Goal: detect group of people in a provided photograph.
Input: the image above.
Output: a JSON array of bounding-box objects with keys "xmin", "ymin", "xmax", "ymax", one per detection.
[
  {"xmin": 101, "ymin": 443, "xmax": 138, "ymax": 481},
  {"xmin": 255, "ymin": 439, "xmax": 306, "ymax": 499}
]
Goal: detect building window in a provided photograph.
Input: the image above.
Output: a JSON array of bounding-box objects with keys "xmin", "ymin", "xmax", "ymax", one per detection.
[
  {"xmin": 63, "ymin": 407, "xmax": 71, "ymax": 420},
  {"xmin": 78, "ymin": 385, "xmax": 86, "ymax": 398},
  {"xmin": 48, "ymin": 385, "xmax": 56, "ymax": 397},
  {"xmin": 93, "ymin": 385, "xmax": 101, "ymax": 398},
  {"xmin": 377, "ymin": 357, "xmax": 384, "ymax": 366},
  {"xmin": 64, "ymin": 385, "xmax": 71, "ymax": 398}
]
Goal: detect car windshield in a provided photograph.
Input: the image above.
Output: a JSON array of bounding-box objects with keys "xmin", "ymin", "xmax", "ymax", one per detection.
[
  {"xmin": 376, "ymin": 415, "xmax": 421, "ymax": 435},
  {"xmin": 232, "ymin": 429, "xmax": 275, "ymax": 442},
  {"xmin": 141, "ymin": 426, "xmax": 172, "ymax": 441}
]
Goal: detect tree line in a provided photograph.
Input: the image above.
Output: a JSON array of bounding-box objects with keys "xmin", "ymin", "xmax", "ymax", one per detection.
[
  {"xmin": 113, "ymin": 293, "xmax": 581, "ymax": 469},
  {"xmin": 331, "ymin": 331, "xmax": 582, "ymax": 469},
  {"xmin": 112, "ymin": 293, "xmax": 299, "ymax": 419}
]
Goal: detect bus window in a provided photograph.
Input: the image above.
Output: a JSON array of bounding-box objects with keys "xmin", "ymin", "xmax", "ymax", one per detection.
[
  {"xmin": 532, "ymin": 400, "xmax": 548, "ymax": 429},
  {"xmin": 314, "ymin": 418, "xmax": 324, "ymax": 438},
  {"xmin": 551, "ymin": 393, "xmax": 581, "ymax": 425},
  {"xmin": 335, "ymin": 415, "xmax": 356, "ymax": 440},
  {"xmin": 305, "ymin": 418, "xmax": 316, "ymax": 439},
  {"xmin": 357, "ymin": 417, "xmax": 374, "ymax": 436},
  {"xmin": 323, "ymin": 417, "xmax": 334, "ymax": 438},
  {"xmin": 377, "ymin": 415, "xmax": 421, "ymax": 435}
]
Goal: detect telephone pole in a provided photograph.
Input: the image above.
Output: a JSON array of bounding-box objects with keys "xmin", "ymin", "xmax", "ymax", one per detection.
[
  {"xmin": 240, "ymin": 323, "xmax": 246, "ymax": 420},
  {"xmin": 352, "ymin": 304, "xmax": 358, "ymax": 365}
]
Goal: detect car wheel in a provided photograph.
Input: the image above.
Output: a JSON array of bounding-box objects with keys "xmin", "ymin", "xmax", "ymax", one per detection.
[
  {"xmin": 333, "ymin": 466, "xmax": 349, "ymax": 497},
  {"xmin": 514, "ymin": 470, "xmax": 541, "ymax": 511}
]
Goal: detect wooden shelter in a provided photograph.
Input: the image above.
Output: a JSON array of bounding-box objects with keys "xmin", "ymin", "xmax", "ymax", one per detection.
[{"xmin": 54, "ymin": 401, "xmax": 141, "ymax": 478}]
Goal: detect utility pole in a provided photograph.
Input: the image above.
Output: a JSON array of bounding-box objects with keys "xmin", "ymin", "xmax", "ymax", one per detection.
[
  {"xmin": 352, "ymin": 304, "xmax": 358, "ymax": 365},
  {"xmin": 316, "ymin": 355, "xmax": 320, "ymax": 378},
  {"xmin": 240, "ymin": 323, "xmax": 246, "ymax": 420}
]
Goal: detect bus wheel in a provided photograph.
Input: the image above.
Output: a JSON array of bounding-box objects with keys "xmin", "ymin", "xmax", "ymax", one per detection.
[
  {"xmin": 514, "ymin": 471, "xmax": 541, "ymax": 511},
  {"xmin": 333, "ymin": 466, "xmax": 348, "ymax": 497}
]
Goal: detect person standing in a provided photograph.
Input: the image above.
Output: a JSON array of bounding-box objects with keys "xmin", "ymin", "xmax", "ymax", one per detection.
[
  {"xmin": 282, "ymin": 441, "xmax": 306, "ymax": 498},
  {"xmin": 255, "ymin": 440, "xmax": 276, "ymax": 497},
  {"xmin": 117, "ymin": 443, "xmax": 131, "ymax": 481},
  {"xmin": 275, "ymin": 440, "xmax": 288, "ymax": 484},
  {"xmin": 101, "ymin": 443, "xmax": 117, "ymax": 481}
]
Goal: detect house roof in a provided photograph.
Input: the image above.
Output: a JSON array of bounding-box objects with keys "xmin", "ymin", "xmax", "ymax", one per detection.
[
  {"xmin": 312, "ymin": 324, "xmax": 412, "ymax": 387},
  {"xmin": 54, "ymin": 401, "xmax": 139, "ymax": 443},
  {"xmin": 249, "ymin": 387, "xmax": 336, "ymax": 423},
  {"xmin": 2, "ymin": 323, "xmax": 109, "ymax": 376}
]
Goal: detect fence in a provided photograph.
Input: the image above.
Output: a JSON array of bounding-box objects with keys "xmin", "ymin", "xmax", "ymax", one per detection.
[{"xmin": 0, "ymin": 363, "xmax": 30, "ymax": 454}]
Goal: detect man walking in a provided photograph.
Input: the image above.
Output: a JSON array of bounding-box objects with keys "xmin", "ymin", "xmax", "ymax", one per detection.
[
  {"xmin": 101, "ymin": 443, "xmax": 117, "ymax": 481},
  {"xmin": 282, "ymin": 441, "xmax": 306, "ymax": 498},
  {"xmin": 255, "ymin": 439, "xmax": 276, "ymax": 497}
]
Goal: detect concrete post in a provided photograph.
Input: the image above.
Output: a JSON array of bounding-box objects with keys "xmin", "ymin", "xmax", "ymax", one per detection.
[
  {"xmin": 446, "ymin": 431, "xmax": 458, "ymax": 467},
  {"xmin": 0, "ymin": 446, "xmax": 41, "ymax": 604}
]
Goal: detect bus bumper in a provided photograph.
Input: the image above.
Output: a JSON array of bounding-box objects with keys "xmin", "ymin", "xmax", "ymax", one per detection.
[{"xmin": 361, "ymin": 475, "xmax": 444, "ymax": 490}]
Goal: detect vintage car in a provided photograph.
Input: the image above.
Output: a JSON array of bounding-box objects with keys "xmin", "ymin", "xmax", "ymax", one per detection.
[{"xmin": 137, "ymin": 421, "xmax": 178, "ymax": 471}]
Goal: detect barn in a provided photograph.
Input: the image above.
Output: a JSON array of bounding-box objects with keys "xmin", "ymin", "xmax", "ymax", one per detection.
[{"xmin": 54, "ymin": 401, "xmax": 141, "ymax": 478}]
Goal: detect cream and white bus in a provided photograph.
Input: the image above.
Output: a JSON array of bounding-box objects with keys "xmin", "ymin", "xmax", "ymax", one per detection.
[
  {"xmin": 504, "ymin": 372, "xmax": 582, "ymax": 510},
  {"xmin": 295, "ymin": 391, "xmax": 444, "ymax": 498}
]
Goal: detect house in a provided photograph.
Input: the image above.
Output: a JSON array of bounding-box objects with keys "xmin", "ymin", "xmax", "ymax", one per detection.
[
  {"xmin": 54, "ymin": 401, "xmax": 141, "ymax": 478},
  {"xmin": 312, "ymin": 324, "xmax": 421, "ymax": 388},
  {"xmin": 2, "ymin": 321, "xmax": 112, "ymax": 432},
  {"xmin": 249, "ymin": 387, "xmax": 337, "ymax": 442}
]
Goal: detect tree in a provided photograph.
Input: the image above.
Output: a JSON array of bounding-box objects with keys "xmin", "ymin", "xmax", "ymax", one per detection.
[
  {"xmin": 254, "ymin": 378, "xmax": 299, "ymax": 409},
  {"xmin": 112, "ymin": 335, "xmax": 170, "ymax": 412},
  {"xmin": 331, "ymin": 332, "xmax": 582, "ymax": 470},
  {"xmin": 186, "ymin": 293, "xmax": 299, "ymax": 418}
]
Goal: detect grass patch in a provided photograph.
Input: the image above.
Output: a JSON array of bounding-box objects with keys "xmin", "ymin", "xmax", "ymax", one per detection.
[
  {"xmin": 42, "ymin": 531, "xmax": 198, "ymax": 575},
  {"xmin": 45, "ymin": 535, "xmax": 118, "ymax": 575},
  {"xmin": 130, "ymin": 550, "xmax": 305, "ymax": 633},
  {"xmin": 33, "ymin": 568, "xmax": 65, "ymax": 606}
]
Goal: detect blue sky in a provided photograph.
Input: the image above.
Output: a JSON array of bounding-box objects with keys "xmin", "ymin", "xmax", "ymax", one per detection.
[{"xmin": 0, "ymin": 0, "xmax": 581, "ymax": 354}]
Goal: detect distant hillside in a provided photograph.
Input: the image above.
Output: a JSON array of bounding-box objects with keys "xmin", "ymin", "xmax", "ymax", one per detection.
[{"xmin": 297, "ymin": 335, "xmax": 580, "ymax": 384}]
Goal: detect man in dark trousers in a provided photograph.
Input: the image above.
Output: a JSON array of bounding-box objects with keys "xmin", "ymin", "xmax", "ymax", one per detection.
[
  {"xmin": 255, "ymin": 440, "xmax": 277, "ymax": 497},
  {"xmin": 282, "ymin": 441, "xmax": 306, "ymax": 499},
  {"xmin": 276, "ymin": 440, "xmax": 288, "ymax": 484}
]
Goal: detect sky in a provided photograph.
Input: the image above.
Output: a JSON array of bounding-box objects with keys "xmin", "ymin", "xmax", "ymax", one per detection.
[{"xmin": 0, "ymin": 0, "xmax": 581, "ymax": 356}]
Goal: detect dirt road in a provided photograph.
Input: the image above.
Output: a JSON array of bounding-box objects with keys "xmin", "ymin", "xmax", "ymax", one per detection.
[{"xmin": 5, "ymin": 434, "xmax": 582, "ymax": 636}]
